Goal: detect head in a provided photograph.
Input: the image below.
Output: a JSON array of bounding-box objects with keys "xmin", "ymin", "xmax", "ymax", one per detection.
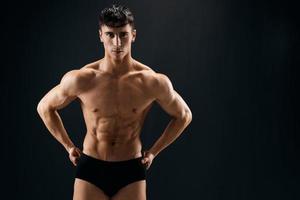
[{"xmin": 98, "ymin": 4, "xmax": 136, "ymax": 60}]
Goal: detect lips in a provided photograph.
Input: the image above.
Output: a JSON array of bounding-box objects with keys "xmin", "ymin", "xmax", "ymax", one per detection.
[{"xmin": 112, "ymin": 50, "xmax": 123, "ymax": 54}]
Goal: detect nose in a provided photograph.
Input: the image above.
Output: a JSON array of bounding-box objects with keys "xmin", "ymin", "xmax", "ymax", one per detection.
[{"xmin": 113, "ymin": 35, "xmax": 121, "ymax": 47}]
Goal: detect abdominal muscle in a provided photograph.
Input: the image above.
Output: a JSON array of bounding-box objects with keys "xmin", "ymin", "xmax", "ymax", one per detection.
[{"xmin": 81, "ymin": 125, "xmax": 143, "ymax": 161}]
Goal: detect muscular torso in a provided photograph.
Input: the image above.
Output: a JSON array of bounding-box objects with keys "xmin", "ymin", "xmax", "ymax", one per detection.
[{"xmin": 77, "ymin": 59, "xmax": 156, "ymax": 161}]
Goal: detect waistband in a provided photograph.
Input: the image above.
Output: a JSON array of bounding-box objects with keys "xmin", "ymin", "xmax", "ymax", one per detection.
[{"xmin": 80, "ymin": 152, "xmax": 143, "ymax": 165}]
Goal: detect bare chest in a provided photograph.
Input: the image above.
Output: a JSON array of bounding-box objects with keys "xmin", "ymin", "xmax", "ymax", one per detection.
[{"xmin": 78, "ymin": 72, "xmax": 154, "ymax": 118}]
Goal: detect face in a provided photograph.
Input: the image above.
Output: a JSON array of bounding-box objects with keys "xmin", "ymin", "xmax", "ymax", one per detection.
[{"xmin": 99, "ymin": 24, "xmax": 136, "ymax": 60}]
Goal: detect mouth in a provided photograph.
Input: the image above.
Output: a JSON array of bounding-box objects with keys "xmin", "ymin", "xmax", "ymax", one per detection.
[{"xmin": 112, "ymin": 50, "xmax": 123, "ymax": 54}]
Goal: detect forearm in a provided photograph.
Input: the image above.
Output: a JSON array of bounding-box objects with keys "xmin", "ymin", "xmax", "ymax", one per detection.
[
  {"xmin": 37, "ymin": 108, "xmax": 75, "ymax": 153},
  {"xmin": 149, "ymin": 116, "xmax": 191, "ymax": 157}
]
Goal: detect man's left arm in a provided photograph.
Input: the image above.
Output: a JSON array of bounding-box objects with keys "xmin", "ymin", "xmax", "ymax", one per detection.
[{"xmin": 148, "ymin": 73, "xmax": 192, "ymax": 157}]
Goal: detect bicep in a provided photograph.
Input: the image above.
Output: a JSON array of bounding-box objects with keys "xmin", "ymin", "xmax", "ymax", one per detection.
[
  {"xmin": 39, "ymin": 71, "xmax": 80, "ymax": 110},
  {"xmin": 39, "ymin": 84, "xmax": 77, "ymax": 111},
  {"xmin": 155, "ymin": 74, "xmax": 191, "ymax": 119},
  {"xmin": 157, "ymin": 89, "xmax": 191, "ymax": 119}
]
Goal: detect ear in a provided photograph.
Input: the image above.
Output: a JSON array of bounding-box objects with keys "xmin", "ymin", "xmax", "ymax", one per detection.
[
  {"xmin": 132, "ymin": 29, "xmax": 136, "ymax": 42},
  {"xmin": 98, "ymin": 29, "xmax": 103, "ymax": 42}
]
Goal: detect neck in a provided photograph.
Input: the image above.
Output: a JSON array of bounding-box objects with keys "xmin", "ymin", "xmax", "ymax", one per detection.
[{"xmin": 101, "ymin": 52, "xmax": 134, "ymax": 76}]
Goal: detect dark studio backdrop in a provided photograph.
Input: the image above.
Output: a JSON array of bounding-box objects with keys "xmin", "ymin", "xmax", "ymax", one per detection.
[{"xmin": 2, "ymin": 0, "xmax": 299, "ymax": 199}]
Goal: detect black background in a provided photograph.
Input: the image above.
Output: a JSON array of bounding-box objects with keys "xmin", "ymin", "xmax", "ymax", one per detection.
[{"xmin": 2, "ymin": 0, "xmax": 299, "ymax": 199}]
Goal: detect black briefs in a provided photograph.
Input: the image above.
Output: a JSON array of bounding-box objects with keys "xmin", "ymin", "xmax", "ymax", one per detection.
[{"xmin": 74, "ymin": 152, "xmax": 147, "ymax": 197}]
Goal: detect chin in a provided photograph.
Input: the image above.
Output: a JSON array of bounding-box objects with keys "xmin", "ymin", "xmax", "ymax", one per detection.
[
  {"xmin": 112, "ymin": 56, "xmax": 123, "ymax": 61},
  {"xmin": 112, "ymin": 53, "xmax": 126, "ymax": 59}
]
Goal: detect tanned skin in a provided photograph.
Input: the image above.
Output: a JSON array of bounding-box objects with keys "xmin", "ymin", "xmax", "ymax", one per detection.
[{"xmin": 37, "ymin": 23, "xmax": 192, "ymax": 200}]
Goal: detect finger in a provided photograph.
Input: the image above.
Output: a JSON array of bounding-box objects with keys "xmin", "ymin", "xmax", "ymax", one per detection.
[
  {"xmin": 74, "ymin": 156, "xmax": 79, "ymax": 162},
  {"xmin": 142, "ymin": 157, "xmax": 148, "ymax": 163},
  {"xmin": 74, "ymin": 151, "xmax": 79, "ymax": 157},
  {"xmin": 76, "ymin": 148, "xmax": 81, "ymax": 155},
  {"xmin": 75, "ymin": 156, "xmax": 80, "ymax": 163},
  {"xmin": 71, "ymin": 151, "xmax": 76, "ymax": 156},
  {"xmin": 74, "ymin": 157, "xmax": 79, "ymax": 165}
]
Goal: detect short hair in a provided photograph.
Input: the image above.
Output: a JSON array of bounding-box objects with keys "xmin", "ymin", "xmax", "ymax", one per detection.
[{"xmin": 99, "ymin": 3, "xmax": 135, "ymax": 30}]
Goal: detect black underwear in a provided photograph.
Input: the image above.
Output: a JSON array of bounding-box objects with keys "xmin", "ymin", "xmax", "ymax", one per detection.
[{"xmin": 74, "ymin": 152, "xmax": 147, "ymax": 197}]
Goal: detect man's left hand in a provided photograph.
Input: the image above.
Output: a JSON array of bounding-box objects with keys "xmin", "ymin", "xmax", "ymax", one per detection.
[{"xmin": 141, "ymin": 150, "xmax": 155, "ymax": 170}]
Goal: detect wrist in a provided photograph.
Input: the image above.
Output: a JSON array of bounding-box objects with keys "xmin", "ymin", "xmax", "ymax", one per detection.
[
  {"xmin": 148, "ymin": 149, "xmax": 157, "ymax": 158},
  {"xmin": 66, "ymin": 144, "xmax": 75, "ymax": 154}
]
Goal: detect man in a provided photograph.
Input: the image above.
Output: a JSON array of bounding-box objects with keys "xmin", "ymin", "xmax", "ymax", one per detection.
[{"xmin": 37, "ymin": 4, "xmax": 192, "ymax": 200}]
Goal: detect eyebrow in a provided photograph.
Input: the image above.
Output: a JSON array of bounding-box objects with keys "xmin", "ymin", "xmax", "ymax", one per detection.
[{"xmin": 104, "ymin": 31, "xmax": 129, "ymax": 34}]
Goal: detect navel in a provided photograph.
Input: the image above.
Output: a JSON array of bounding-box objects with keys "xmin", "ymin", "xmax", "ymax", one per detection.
[{"xmin": 132, "ymin": 108, "xmax": 137, "ymax": 113}]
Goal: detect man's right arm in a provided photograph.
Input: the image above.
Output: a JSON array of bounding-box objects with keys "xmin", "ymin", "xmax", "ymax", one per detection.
[{"xmin": 36, "ymin": 69, "xmax": 92, "ymax": 153}]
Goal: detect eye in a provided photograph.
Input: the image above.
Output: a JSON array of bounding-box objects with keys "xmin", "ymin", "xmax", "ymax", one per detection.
[
  {"xmin": 106, "ymin": 32, "xmax": 114, "ymax": 38},
  {"xmin": 120, "ymin": 32, "xmax": 128, "ymax": 38}
]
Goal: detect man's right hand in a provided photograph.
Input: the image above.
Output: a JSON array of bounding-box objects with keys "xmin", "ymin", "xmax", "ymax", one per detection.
[{"xmin": 68, "ymin": 146, "xmax": 82, "ymax": 166}]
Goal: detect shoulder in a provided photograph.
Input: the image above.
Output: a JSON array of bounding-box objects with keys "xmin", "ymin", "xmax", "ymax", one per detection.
[
  {"xmin": 61, "ymin": 68, "xmax": 95, "ymax": 85},
  {"xmin": 150, "ymin": 72, "xmax": 174, "ymax": 99},
  {"xmin": 59, "ymin": 67, "xmax": 96, "ymax": 95},
  {"xmin": 146, "ymin": 71, "xmax": 175, "ymax": 104},
  {"xmin": 132, "ymin": 60, "xmax": 170, "ymax": 84},
  {"xmin": 152, "ymin": 72, "xmax": 172, "ymax": 87},
  {"xmin": 133, "ymin": 61, "xmax": 174, "ymax": 98},
  {"xmin": 61, "ymin": 59, "xmax": 101, "ymax": 82}
]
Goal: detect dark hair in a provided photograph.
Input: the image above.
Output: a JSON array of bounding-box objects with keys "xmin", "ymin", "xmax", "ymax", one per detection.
[{"xmin": 99, "ymin": 3, "xmax": 135, "ymax": 30}]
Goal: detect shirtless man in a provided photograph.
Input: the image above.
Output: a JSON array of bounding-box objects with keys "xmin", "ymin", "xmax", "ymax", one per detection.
[{"xmin": 37, "ymin": 4, "xmax": 192, "ymax": 200}]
